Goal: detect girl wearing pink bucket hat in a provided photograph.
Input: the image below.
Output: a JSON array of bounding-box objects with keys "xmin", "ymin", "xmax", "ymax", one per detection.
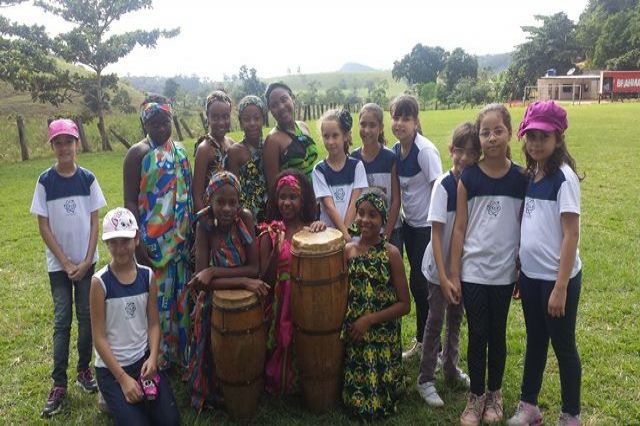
[{"xmin": 507, "ymin": 101, "xmax": 583, "ymax": 426}]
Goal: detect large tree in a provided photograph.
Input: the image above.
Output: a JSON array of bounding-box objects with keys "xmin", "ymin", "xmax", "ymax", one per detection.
[
  {"xmin": 442, "ymin": 48, "xmax": 478, "ymax": 91},
  {"xmin": 392, "ymin": 44, "xmax": 447, "ymax": 85},
  {"xmin": 34, "ymin": 0, "xmax": 178, "ymax": 150}
]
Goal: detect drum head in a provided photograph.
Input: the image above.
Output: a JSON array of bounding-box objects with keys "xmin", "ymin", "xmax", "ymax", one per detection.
[
  {"xmin": 213, "ymin": 289, "xmax": 258, "ymax": 309},
  {"xmin": 291, "ymin": 227, "xmax": 345, "ymax": 256}
]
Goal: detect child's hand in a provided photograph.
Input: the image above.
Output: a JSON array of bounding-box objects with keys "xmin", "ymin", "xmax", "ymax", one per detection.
[
  {"xmin": 119, "ymin": 374, "xmax": 143, "ymax": 404},
  {"xmin": 69, "ymin": 260, "xmax": 89, "ymax": 282},
  {"xmin": 63, "ymin": 260, "xmax": 79, "ymax": 278},
  {"xmin": 548, "ymin": 285, "xmax": 567, "ymax": 317},
  {"xmin": 342, "ymin": 231, "xmax": 352, "ymax": 243},
  {"xmin": 188, "ymin": 267, "xmax": 216, "ymax": 291},
  {"xmin": 140, "ymin": 357, "xmax": 157, "ymax": 380},
  {"xmin": 307, "ymin": 221, "xmax": 326, "ymax": 233},
  {"xmin": 442, "ymin": 278, "xmax": 461, "ymax": 305},
  {"xmin": 349, "ymin": 315, "xmax": 372, "ymax": 341},
  {"xmin": 243, "ymin": 278, "xmax": 270, "ymax": 297}
]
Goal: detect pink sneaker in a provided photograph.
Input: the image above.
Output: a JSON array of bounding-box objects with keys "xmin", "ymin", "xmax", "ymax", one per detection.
[
  {"xmin": 558, "ymin": 412, "xmax": 581, "ymax": 426},
  {"xmin": 506, "ymin": 401, "xmax": 543, "ymax": 426},
  {"xmin": 460, "ymin": 393, "xmax": 485, "ymax": 426},
  {"xmin": 483, "ymin": 389, "xmax": 504, "ymax": 424}
]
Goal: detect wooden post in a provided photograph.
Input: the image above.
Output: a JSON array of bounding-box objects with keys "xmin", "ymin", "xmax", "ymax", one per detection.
[
  {"xmin": 17, "ymin": 115, "xmax": 29, "ymax": 161},
  {"xmin": 303, "ymin": 105, "xmax": 308, "ymax": 121},
  {"xmin": 74, "ymin": 116, "xmax": 91, "ymax": 152},
  {"xmin": 109, "ymin": 128, "xmax": 132, "ymax": 149},
  {"xmin": 199, "ymin": 112, "xmax": 208, "ymax": 133},
  {"xmin": 179, "ymin": 118, "xmax": 194, "ymax": 138},
  {"xmin": 139, "ymin": 118, "xmax": 146, "ymax": 138},
  {"xmin": 172, "ymin": 115, "xmax": 183, "ymax": 141}
]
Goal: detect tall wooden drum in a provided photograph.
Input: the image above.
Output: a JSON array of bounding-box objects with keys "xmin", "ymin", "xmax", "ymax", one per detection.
[
  {"xmin": 211, "ymin": 289, "xmax": 266, "ymax": 419},
  {"xmin": 290, "ymin": 228, "xmax": 348, "ymax": 412}
]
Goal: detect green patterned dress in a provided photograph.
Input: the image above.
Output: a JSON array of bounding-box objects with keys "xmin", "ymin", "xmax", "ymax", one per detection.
[{"xmin": 341, "ymin": 239, "xmax": 406, "ymax": 418}]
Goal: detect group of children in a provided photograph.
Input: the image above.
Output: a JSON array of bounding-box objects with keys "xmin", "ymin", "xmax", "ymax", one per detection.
[{"xmin": 31, "ymin": 85, "xmax": 583, "ymax": 425}]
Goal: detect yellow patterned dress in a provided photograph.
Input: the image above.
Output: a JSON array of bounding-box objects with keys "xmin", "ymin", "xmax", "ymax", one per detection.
[{"xmin": 341, "ymin": 239, "xmax": 406, "ymax": 418}]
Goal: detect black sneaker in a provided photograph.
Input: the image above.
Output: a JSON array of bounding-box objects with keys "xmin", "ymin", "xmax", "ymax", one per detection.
[
  {"xmin": 41, "ymin": 386, "xmax": 66, "ymax": 417},
  {"xmin": 76, "ymin": 369, "xmax": 98, "ymax": 393}
]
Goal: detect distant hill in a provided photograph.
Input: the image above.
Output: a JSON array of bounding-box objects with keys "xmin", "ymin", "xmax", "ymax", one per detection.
[
  {"xmin": 338, "ymin": 63, "xmax": 378, "ymax": 73},
  {"xmin": 477, "ymin": 52, "xmax": 512, "ymax": 73}
]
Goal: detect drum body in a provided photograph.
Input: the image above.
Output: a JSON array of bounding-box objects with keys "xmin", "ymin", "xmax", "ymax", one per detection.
[
  {"xmin": 211, "ymin": 289, "xmax": 266, "ymax": 419},
  {"xmin": 290, "ymin": 228, "xmax": 347, "ymax": 412}
]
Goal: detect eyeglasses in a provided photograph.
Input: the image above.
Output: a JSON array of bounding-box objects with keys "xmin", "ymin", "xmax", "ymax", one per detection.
[{"xmin": 478, "ymin": 127, "xmax": 508, "ymax": 139}]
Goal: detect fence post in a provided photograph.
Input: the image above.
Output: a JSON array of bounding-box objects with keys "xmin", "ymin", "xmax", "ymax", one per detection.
[
  {"xmin": 17, "ymin": 115, "xmax": 29, "ymax": 161},
  {"xmin": 172, "ymin": 115, "xmax": 183, "ymax": 141},
  {"xmin": 199, "ymin": 112, "xmax": 208, "ymax": 133},
  {"xmin": 74, "ymin": 116, "xmax": 91, "ymax": 152},
  {"xmin": 179, "ymin": 118, "xmax": 194, "ymax": 138}
]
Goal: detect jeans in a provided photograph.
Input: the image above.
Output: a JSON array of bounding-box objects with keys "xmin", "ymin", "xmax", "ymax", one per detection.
[
  {"xmin": 402, "ymin": 221, "xmax": 430, "ymax": 343},
  {"xmin": 96, "ymin": 355, "xmax": 180, "ymax": 426},
  {"xmin": 49, "ymin": 263, "xmax": 95, "ymax": 387},
  {"xmin": 519, "ymin": 271, "xmax": 582, "ymax": 415}
]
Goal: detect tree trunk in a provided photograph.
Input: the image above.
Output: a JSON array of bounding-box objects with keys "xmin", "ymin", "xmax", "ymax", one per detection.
[
  {"xmin": 96, "ymin": 71, "xmax": 112, "ymax": 151},
  {"xmin": 74, "ymin": 116, "xmax": 91, "ymax": 152},
  {"xmin": 17, "ymin": 115, "xmax": 29, "ymax": 161}
]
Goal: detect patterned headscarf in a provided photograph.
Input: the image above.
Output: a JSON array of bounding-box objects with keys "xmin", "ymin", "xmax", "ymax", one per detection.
[
  {"xmin": 205, "ymin": 90, "xmax": 232, "ymax": 112},
  {"xmin": 356, "ymin": 191, "xmax": 388, "ymax": 225},
  {"xmin": 276, "ymin": 174, "xmax": 301, "ymax": 195},
  {"xmin": 238, "ymin": 95, "xmax": 266, "ymax": 118},
  {"xmin": 140, "ymin": 102, "xmax": 172, "ymax": 124},
  {"xmin": 205, "ymin": 171, "xmax": 241, "ymax": 204}
]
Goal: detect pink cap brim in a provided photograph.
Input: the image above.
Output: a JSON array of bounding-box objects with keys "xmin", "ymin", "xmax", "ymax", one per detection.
[
  {"xmin": 102, "ymin": 230, "xmax": 137, "ymax": 241},
  {"xmin": 48, "ymin": 129, "xmax": 80, "ymax": 143},
  {"xmin": 518, "ymin": 121, "xmax": 558, "ymax": 138}
]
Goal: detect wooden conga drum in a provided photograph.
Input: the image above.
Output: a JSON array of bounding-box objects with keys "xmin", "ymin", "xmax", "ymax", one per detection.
[
  {"xmin": 291, "ymin": 228, "xmax": 348, "ymax": 412},
  {"xmin": 211, "ymin": 290, "xmax": 266, "ymax": 419}
]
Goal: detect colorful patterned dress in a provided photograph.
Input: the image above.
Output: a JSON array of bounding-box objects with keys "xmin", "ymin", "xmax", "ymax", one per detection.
[
  {"xmin": 194, "ymin": 134, "xmax": 225, "ymax": 196},
  {"xmin": 225, "ymin": 140, "xmax": 267, "ymax": 223},
  {"xmin": 138, "ymin": 139, "xmax": 192, "ymax": 369},
  {"xmin": 278, "ymin": 123, "xmax": 318, "ymax": 181},
  {"xmin": 341, "ymin": 239, "xmax": 406, "ymax": 418},
  {"xmin": 258, "ymin": 221, "xmax": 299, "ymax": 395},
  {"xmin": 184, "ymin": 215, "xmax": 253, "ymax": 411}
]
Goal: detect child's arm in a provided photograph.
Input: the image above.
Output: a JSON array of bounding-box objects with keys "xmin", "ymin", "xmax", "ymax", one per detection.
[
  {"xmin": 320, "ymin": 196, "xmax": 352, "ymax": 242},
  {"xmin": 259, "ymin": 231, "xmax": 276, "ymax": 284},
  {"xmin": 90, "ymin": 277, "xmax": 143, "ymax": 404},
  {"xmin": 263, "ymin": 132, "xmax": 281, "ymax": 192},
  {"xmin": 37, "ymin": 216, "xmax": 78, "ymax": 277},
  {"xmin": 446, "ymin": 180, "xmax": 469, "ymax": 305},
  {"xmin": 349, "ymin": 243, "xmax": 410, "ymax": 341},
  {"xmin": 192, "ymin": 144, "xmax": 211, "ymax": 214},
  {"xmin": 123, "ymin": 144, "xmax": 152, "ymax": 267},
  {"xmin": 140, "ymin": 276, "xmax": 160, "ymax": 379},
  {"xmin": 548, "ymin": 212, "xmax": 580, "ymax": 317},
  {"xmin": 69, "ymin": 210, "xmax": 99, "ymax": 281},
  {"xmin": 343, "ymin": 187, "xmax": 363, "ymax": 228},
  {"xmin": 384, "ymin": 163, "xmax": 401, "ymax": 239}
]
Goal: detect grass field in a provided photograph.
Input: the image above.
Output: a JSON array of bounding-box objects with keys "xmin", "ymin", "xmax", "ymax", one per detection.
[{"xmin": 0, "ymin": 103, "xmax": 638, "ymax": 425}]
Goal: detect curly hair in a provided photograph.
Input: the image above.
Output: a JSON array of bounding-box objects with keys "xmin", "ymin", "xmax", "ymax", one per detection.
[{"xmin": 266, "ymin": 169, "xmax": 318, "ymax": 223}]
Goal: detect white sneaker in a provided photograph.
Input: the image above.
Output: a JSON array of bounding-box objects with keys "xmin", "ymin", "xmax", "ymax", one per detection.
[
  {"xmin": 447, "ymin": 368, "xmax": 470, "ymax": 390},
  {"xmin": 416, "ymin": 381, "xmax": 444, "ymax": 407},
  {"xmin": 402, "ymin": 339, "xmax": 423, "ymax": 360}
]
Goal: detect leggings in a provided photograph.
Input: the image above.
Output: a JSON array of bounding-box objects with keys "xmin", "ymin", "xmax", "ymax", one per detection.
[
  {"xmin": 462, "ymin": 281, "xmax": 515, "ymax": 396},
  {"xmin": 519, "ymin": 271, "xmax": 582, "ymax": 416},
  {"xmin": 402, "ymin": 221, "xmax": 431, "ymax": 343}
]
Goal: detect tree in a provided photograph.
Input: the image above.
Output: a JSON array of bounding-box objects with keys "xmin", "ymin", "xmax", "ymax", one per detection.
[
  {"xmin": 112, "ymin": 88, "xmax": 135, "ymax": 114},
  {"xmin": 417, "ymin": 82, "xmax": 437, "ymax": 107},
  {"xmin": 34, "ymin": 0, "xmax": 179, "ymax": 150},
  {"xmin": 163, "ymin": 78, "xmax": 180, "ymax": 101},
  {"xmin": 366, "ymin": 80, "xmax": 389, "ymax": 108},
  {"xmin": 233, "ymin": 65, "xmax": 266, "ymax": 101},
  {"xmin": 392, "ymin": 44, "xmax": 447, "ymax": 85},
  {"xmin": 442, "ymin": 48, "xmax": 478, "ymax": 90},
  {"xmin": 323, "ymin": 87, "xmax": 345, "ymax": 105}
]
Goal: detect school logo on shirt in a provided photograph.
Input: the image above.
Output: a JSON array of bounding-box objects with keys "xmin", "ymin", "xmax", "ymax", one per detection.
[
  {"xmin": 487, "ymin": 200, "xmax": 501, "ymax": 217},
  {"xmin": 125, "ymin": 302, "xmax": 136, "ymax": 319},
  {"xmin": 334, "ymin": 187, "xmax": 346, "ymax": 202},
  {"xmin": 525, "ymin": 199, "xmax": 535, "ymax": 217},
  {"xmin": 64, "ymin": 199, "xmax": 76, "ymax": 215}
]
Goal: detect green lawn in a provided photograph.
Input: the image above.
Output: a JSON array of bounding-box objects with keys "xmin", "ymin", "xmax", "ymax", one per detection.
[{"xmin": 0, "ymin": 103, "xmax": 638, "ymax": 424}]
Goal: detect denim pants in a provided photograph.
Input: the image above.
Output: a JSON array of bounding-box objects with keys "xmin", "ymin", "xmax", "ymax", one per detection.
[
  {"xmin": 401, "ymin": 221, "xmax": 431, "ymax": 343},
  {"xmin": 49, "ymin": 263, "xmax": 95, "ymax": 387}
]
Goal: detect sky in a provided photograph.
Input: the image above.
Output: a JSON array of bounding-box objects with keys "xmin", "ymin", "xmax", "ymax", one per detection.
[{"xmin": 4, "ymin": 0, "xmax": 588, "ymax": 80}]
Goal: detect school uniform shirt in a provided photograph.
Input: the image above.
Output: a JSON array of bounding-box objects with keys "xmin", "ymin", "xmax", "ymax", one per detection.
[
  {"xmin": 421, "ymin": 171, "xmax": 458, "ymax": 285},
  {"xmin": 351, "ymin": 146, "xmax": 401, "ymax": 230},
  {"xmin": 30, "ymin": 166, "xmax": 107, "ymax": 272},
  {"xmin": 93, "ymin": 263, "xmax": 152, "ymax": 368},
  {"xmin": 313, "ymin": 157, "xmax": 368, "ymax": 229},
  {"xmin": 393, "ymin": 133, "xmax": 442, "ymax": 228},
  {"xmin": 460, "ymin": 163, "xmax": 527, "ymax": 285},
  {"xmin": 520, "ymin": 163, "xmax": 582, "ymax": 281}
]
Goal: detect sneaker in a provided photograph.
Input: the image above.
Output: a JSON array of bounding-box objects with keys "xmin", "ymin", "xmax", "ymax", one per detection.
[
  {"xmin": 446, "ymin": 368, "xmax": 471, "ymax": 390},
  {"xmin": 416, "ymin": 381, "xmax": 444, "ymax": 407},
  {"xmin": 435, "ymin": 350, "xmax": 443, "ymax": 373},
  {"xmin": 460, "ymin": 393, "xmax": 485, "ymax": 426},
  {"xmin": 506, "ymin": 401, "xmax": 543, "ymax": 426},
  {"xmin": 76, "ymin": 369, "xmax": 98, "ymax": 393},
  {"xmin": 97, "ymin": 390, "xmax": 110, "ymax": 414},
  {"xmin": 41, "ymin": 386, "xmax": 66, "ymax": 417},
  {"xmin": 483, "ymin": 389, "xmax": 504, "ymax": 424},
  {"xmin": 558, "ymin": 412, "xmax": 581, "ymax": 426},
  {"xmin": 402, "ymin": 339, "xmax": 423, "ymax": 360}
]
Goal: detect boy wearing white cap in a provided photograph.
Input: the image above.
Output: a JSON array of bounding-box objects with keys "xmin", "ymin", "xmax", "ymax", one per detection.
[
  {"xmin": 90, "ymin": 207, "xmax": 180, "ymax": 425},
  {"xmin": 30, "ymin": 118, "xmax": 106, "ymax": 417}
]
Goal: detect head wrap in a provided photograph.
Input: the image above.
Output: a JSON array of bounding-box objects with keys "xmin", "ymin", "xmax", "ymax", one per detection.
[
  {"xmin": 238, "ymin": 95, "xmax": 266, "ymax": 118},
  {"xmin": 338, "ymin": 109, "xmax": 353, "ymax": 133},
  {"xmin": 205, "ymin": 171, "xmax": 241, "ymax": 203},
  {"xmin": 205, "ymin": 90, "xmax": 232, "ymax": 112},
  {"xmin": 276, "ymin": 174, "xmax": 301, "ymax": 195},
  {"xmin": 140, "ymin": 102, "xmax": 172, "ymax": 124},
  {"xmin": 356, "ymin": 191, "xmax": 388, "ymax": 225}
]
